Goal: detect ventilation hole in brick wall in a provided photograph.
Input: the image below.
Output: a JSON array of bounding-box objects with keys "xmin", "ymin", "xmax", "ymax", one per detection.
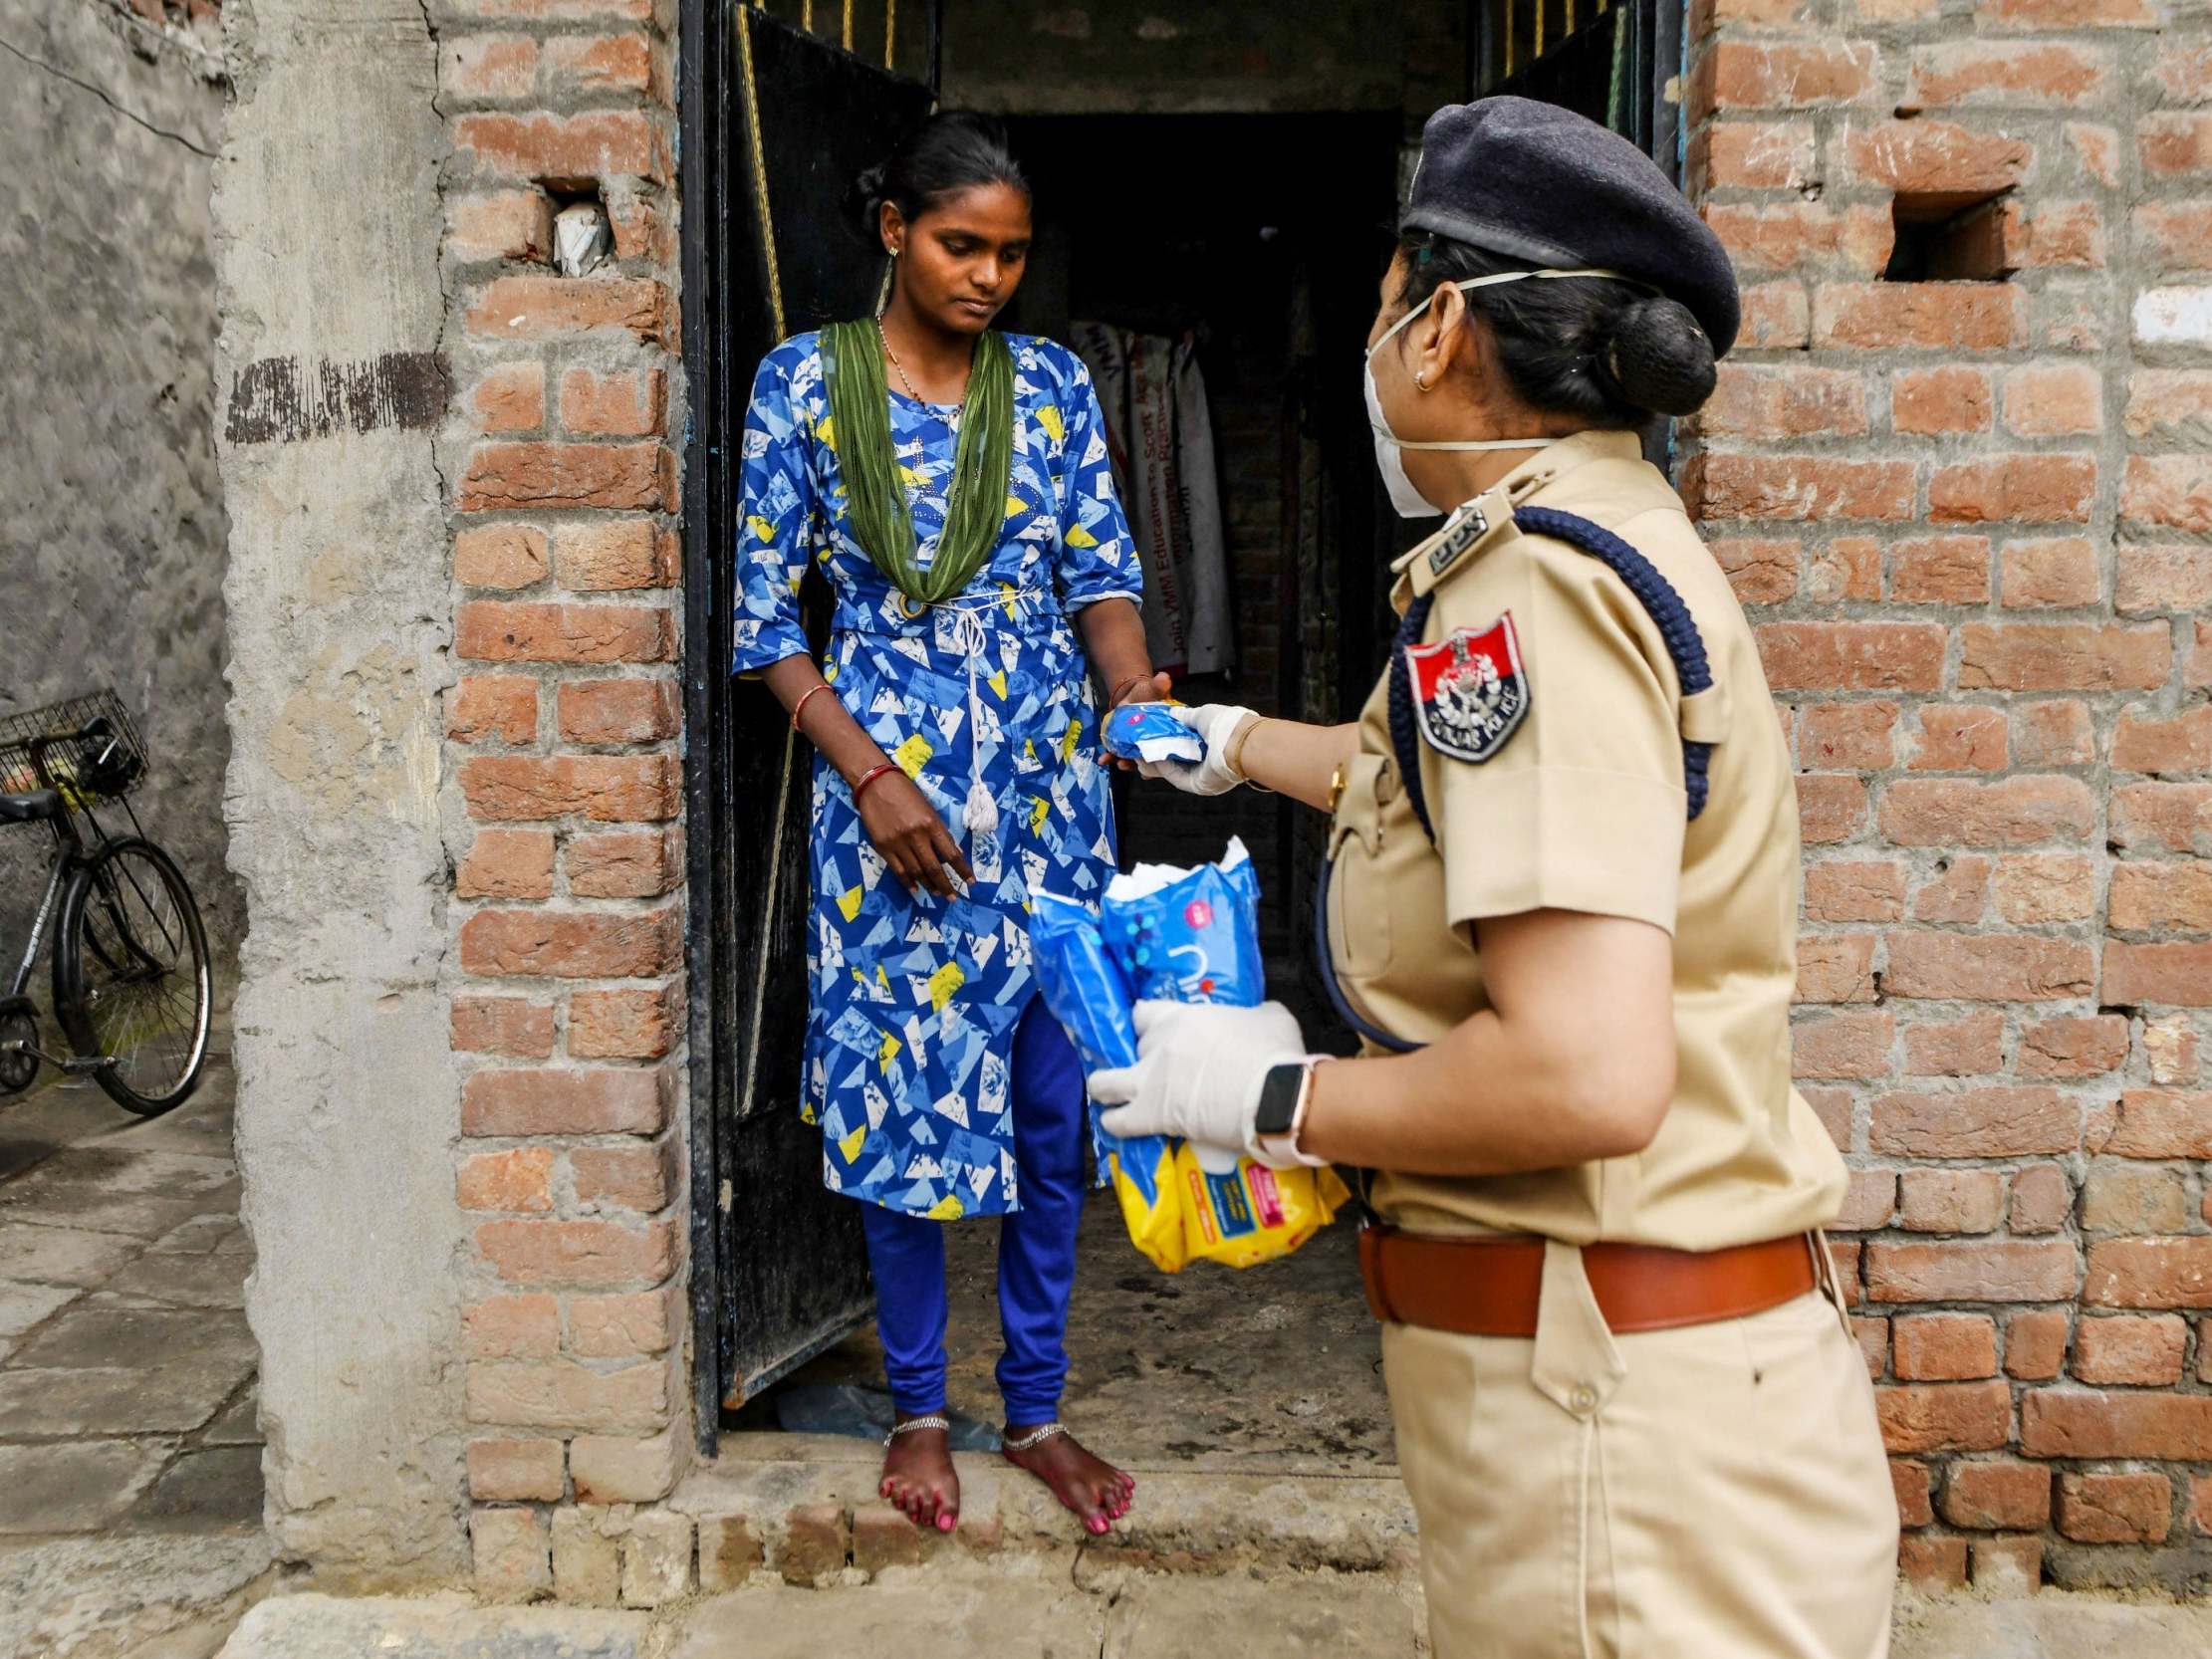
[
  {"xmin": 1882, "ymin": 188, "xmax": 2017, "ymax": 284},
  {"xmin": 547, "ymin": 184, "xmax": 613, "ymax": 279}
]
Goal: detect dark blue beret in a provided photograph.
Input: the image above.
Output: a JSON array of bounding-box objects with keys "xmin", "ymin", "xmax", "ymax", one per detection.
[{"xmin": 1401, "ymin": 98, "xmax": 1740, "ymax": 358}]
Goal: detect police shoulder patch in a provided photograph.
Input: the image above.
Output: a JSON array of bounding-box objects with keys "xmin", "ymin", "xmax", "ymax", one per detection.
[{"xmin": 1404, "ymin": 612, "xmax": 1529, "ymax": 764}]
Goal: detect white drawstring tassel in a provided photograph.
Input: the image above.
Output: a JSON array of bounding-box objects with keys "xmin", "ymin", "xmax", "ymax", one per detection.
[{"xmin": 958, "ymin": 611, "xmax": 998, "ymax": 839}]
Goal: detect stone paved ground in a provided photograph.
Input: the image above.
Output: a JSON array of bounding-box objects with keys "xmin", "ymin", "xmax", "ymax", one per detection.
[{"xmin": 0, "ymin": 1043, "xmax": 275, "ymax": 1658}]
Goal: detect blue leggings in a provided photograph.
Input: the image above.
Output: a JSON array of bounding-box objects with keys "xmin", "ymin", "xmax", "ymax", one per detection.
[{"xmin": 857, "ymin": 996, "xmax": 1087, "ymax": 1428}]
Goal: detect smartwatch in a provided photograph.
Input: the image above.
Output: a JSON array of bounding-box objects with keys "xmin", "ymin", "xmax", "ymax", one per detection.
[{"xmin": 1254, "ymin": 1060, "xmax": 1327, "ymax": 1168}]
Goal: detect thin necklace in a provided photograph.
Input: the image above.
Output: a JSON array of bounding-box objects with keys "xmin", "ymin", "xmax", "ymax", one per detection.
[{"xmin": 877, "ymin": 319, "xmax": 963, "ymax": 428}]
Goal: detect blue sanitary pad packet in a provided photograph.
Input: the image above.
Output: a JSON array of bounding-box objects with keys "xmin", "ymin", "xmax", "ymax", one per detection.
[{"xmin": 1101, "ymin": 701, "xmax": 1205, "ymax": 765}]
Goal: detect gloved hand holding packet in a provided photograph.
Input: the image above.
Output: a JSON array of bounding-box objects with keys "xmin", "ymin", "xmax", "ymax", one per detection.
[
  {"xmin": 1100, "ymin": 701, "xmax": 1205, "ymax": 765},
  {"xmin": 1030, "ymin": 838, "xmax": 1349, "ymax": 1272}
]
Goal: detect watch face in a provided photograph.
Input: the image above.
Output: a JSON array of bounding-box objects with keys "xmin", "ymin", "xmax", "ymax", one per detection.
[{"xmin": 1256, "ymin": 1064, "xmax": 1304, "ymax": 1137}]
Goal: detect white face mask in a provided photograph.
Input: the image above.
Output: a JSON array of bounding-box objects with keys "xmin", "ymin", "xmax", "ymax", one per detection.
[{"xmin": 1364, "ymin": 266, "xmax": 1629, "ymax": 518}]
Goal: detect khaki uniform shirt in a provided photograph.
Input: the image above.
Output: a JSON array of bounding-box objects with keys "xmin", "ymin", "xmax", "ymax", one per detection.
[{"xmin": 1328, "ymin": 429, "xmax": 1845, "ymax": 1251}]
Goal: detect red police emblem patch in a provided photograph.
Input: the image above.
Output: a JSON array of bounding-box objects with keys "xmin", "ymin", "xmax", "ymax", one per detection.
[{"xmin": 1405, "ymin": 613, "xmax": 1529, "ymax": 764}]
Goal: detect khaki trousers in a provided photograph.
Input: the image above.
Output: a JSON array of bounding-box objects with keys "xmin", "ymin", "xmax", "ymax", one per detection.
[{"xmin": 1382, "ymin": 1241, "xmax": 1896, "ymax": 1659}]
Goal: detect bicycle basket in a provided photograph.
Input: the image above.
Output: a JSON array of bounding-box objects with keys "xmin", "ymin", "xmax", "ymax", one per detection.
[{"xmin": 0, "ymin": 691, "xmax": 149, "ymax": 818}]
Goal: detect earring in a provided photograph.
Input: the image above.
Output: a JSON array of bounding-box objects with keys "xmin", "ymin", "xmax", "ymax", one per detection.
[{"xmin": 1414, "ymin": 372, "xmax": 1429, "ymax": 391}]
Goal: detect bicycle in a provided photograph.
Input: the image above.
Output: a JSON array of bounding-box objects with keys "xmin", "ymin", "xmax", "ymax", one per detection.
[{"xmin": 0, "ymin": 691, "xmax": 211, "ymax": 1116}]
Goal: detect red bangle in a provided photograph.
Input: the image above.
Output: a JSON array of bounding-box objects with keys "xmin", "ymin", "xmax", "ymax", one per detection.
[
  {"xmin": 791, "ymin": 682, "xmax": 834, "ymax": 732},
  {"xmin": 852, "ymin": 761, "xmax": 899, "ymax": 799}
]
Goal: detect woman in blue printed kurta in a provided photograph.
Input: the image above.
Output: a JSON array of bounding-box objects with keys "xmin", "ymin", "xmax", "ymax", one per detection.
[{"xmin": 732, "ymin": 114, "xmax": 1159, "ymax": 1539}]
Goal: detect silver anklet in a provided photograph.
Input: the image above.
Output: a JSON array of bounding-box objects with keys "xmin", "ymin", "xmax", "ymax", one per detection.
[
  {"xmin": 1002, "ymin": 1421, "xmax": 1067, "ymax": 1453},
  {"xmin": 885, "ymin": 1414, "xmax": 951, "ymax": 1445}
]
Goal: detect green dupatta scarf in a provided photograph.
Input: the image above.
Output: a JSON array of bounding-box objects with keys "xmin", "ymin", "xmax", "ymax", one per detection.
[{"xmin": 820, "ymin": 320, "xmax": 1015, "ymax": 606}]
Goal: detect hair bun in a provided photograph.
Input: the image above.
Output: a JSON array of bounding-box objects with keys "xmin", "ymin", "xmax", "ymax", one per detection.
[
  {"xmin": 844, "ymin": 162, "xmax": 890, "ymax": 240},
  {"xmin": 1601, "ymin": 296, "xmax": 1717, "ymax": 417}
]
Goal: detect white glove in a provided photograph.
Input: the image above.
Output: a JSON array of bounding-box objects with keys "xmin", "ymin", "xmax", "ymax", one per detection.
[
  {"xmin": 1089, "ymin": 1000, "xmax": 1314, "ymax": 1170},
  {"xmin": 1136, "ymin": 704, "xmax": 1258, "ymax": 797}
]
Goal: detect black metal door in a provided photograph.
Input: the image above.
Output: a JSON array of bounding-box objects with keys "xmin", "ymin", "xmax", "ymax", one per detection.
[{"xmin": 680, "ymin": 3, "xmax": 938, "ymax": 1435}]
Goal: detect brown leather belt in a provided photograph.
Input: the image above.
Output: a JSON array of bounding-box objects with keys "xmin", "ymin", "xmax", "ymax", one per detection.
[{"xmin": 1358, "ymin": 1224, "xmax": 1821, "ymax": 1337}]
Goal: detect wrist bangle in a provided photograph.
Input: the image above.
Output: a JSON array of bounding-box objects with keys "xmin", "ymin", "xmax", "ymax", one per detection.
[
  {"xmin": 791, "ymin": 683, "xmax": 834, "ymax": 732},
  {"xmin": 853, "ymin": 761, "xmax": 899, "ymax": 799},
  {"xmin": 1224, "ymin": 714, "xmax": 1264, "ymax": 782},
  {"xmin": 1288, "ymin": 1059, "xmax": 1327, "ymax": 1167}
]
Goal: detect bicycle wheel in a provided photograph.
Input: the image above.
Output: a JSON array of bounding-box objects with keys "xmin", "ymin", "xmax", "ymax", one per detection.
[{"xmin": 53, "ymin": 836, "xmax": 211, "ymax": 1116}]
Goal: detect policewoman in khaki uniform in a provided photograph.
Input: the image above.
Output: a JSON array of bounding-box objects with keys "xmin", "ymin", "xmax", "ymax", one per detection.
[{"xmin": 1089, "ymin": 100, "xmax": 1898, "ymax": 1658}]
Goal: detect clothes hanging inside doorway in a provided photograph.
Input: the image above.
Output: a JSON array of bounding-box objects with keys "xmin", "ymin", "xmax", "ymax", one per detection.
[{"xmin": 1069, "ymin": 323, "xmax": 1233, "ymax": 678}]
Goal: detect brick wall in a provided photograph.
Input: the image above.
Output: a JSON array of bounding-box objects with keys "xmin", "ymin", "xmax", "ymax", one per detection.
[
  {"xmin": 432, "ymin": 0, "xmax": 693, "ymax": 1604},
  {"xmin": 1684, "ymin": 0, "xmax": 2212, "ymax": 1593}
]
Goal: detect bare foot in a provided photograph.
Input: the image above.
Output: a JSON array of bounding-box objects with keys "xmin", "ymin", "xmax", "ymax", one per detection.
[
  {"xmin": 1002, "ymin": 1424, "xmax": 1134, "ymax": 1537},
  {"xmin": 879, "ymin": 1418, "xmax": 960, "ymax": 1534}
]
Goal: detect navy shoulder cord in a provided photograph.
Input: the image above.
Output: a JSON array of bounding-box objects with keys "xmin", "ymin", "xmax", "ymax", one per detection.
[{"xmin": 1314, "ymin": 509, "xmax": 1717, "ymax": 1057}]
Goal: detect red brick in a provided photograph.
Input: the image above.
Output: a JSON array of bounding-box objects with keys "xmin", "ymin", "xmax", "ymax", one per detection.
[
  {"xmin": 1804, "ymin": 1087, "xmax": 1851, "ymax": 1149},
  {"xmin": 2122, "ymin": 455, "xmax": 2212, "ymax": 536},
  {"xmin": 557, "ymin": 520, "xmax": 676, "ymax": 592},
  {"xmin": 472, "ymin": 361, "xmax": 547, "ymax": 434},
  {"xmin": 1797, "ymin": 775, "xmax": 1867, "ymax": 843},
  {"xmin": 2012, "ymin": 701, "xmax": 2094, "ymax": 767},
  {"xmin": 2113, "ymin": 713, "xmax": 2212, "ymax": 781},
  {"xmin": 1912, "ymin": 856, "xmax": 1994, "ymax": 922},
  {"xmin": 1757, "ymin": 623, "xmax": 1946, "ymax": 691},
  {"xmin": 572, "ymin": 1141, "xmax": 676, "ymax": 1213},
  {"xmin": 2141, "ymin": 1018, "xmax": 2201, "ymax": 1087},
  {"xmin": 2073, "ymin": 1314, "xmax": 2188, "ymax": 1385},
  {"xmin": 1891, "ymin": 369, "xmax": 1993, "ymax": 437},
  {"xmin": 1843, "ymin": 119, "xmax": 2031, "ymax": 198},
  {"xmin": 568, "ymin": 1428, "xmax": 682, "ymax": 1505},
  {"xmin": 556, "ymin": 678, "xmax": 678, "ymax": 745},
  {"xmin": 2153, "ymin": 40, "xmax": 2212, "ymax": 103},
  {"xmin": 1701, "ymin": 203, "xmax": 1891, "ymax": 277},
  {"xmin": 1805, "ymin": 538, "xmax": 1883, "ymax": 604},
  {"xmin": 1867, "ymin": 1240, "xmax": 2082, "ymax": 1304},
  {"xmin": 2143, "ymin": 113, "xmax": 2212, "ymax": 178},
  {"xmin": 449, "ymin": 676, "xmax": 539, "ymax": 746},
  {"xmin": 1891, "ymin": 1460, "xmax": 1934, "ymax": 1528},
  {"xmin": 1990, "ymin": 853, "xmax": 2095, "ymax": 923},
  {"xmin": 1887, "ymin": 534, "xmax": 1992, "ymax": 600},
  {"xmin": 2103, "ymin": 1090, "xmax": 2212, "ymax": 1157},
  {"xmin": 559, "ymin": 366, "xmax": 665, "ymax": 437},
  {"xmin": 459, "ymin": 442, "xmax": 673, "ymax": 513},
  {"xmin": 476, "ymin": 1218, "xmax": 675, "ymax": 1288},
  {"xmin": 1690, "ymin": 120, "xmax": 1818, "ymax": 189},
  {"xmin": 1797, "ymin": 934, "xmax": 1877, "ymax": 1004},
  {"xmin": 1800, "ymin": 701, "xmax": 1898, "ymax": 770},
  {"xmin": 1684, "ymin": 454, "xmax": 1915, "ymax": 523},
  {"xmin": 1885, "ymin": 932, "xmax": 2093, "ymax": 1001},
  {"xmin": 1710, "ymin": 538, "xmax": 1799, "ymax": 604},
  {"xmin": 1959, "ymin": 622, "xmax": 2169, "ymax": 690},
  {"xmin": 1893, "ymin": 1312, "xmax": 1999, "ymax": 1380},
  {"xmin": 1737, "ymin": 284, "xmax": 1811, "ymax": 350},
  {"xmin": 451, "ymin": 0, "xmax": 656, "ymax": 19},
  {"xmin": 455, "ymin": 525, "xmax": 550, "ymax": 591},
  {"xmin": 1876, "ymin": 1380, "xmax": 2012, "ymax": 1453},
  {"xmin": 2111, "ymin": 783, "xmax": 2212, "ymax": 853},
  {"xmin": 2024, "ymin": 1390, "xmax": 2212, "ymax": 1459},
  {"xmin": 454, "ymin": 110, "xmax": 667, "ymax": 183},
  {"xmin": 2134, "ymin": 202, "xmax": 2212, "ymax": 274},
  {"xmin": 1977, "ymin": 0, "xmax": 2158, "ymax": 23},
  {"xmin": 460, "ymin": 908, "xmax": 679, "ymax": 979},
  {"xmin": 1898, "ymin": 1168, "xmax": 2005, "ymax": 1234},
  {"xmin": 1904, "ymin": 1013, "xmax": 2004, "ymax": 1075},
  {"xmin": 464, "ymin": 276, "xmax": 671, "ymax": 344},
  {"xmin": 459, "ymin": 1147, "xmax": 555, "ymax": 1213},
  {"xmin": 1930, "ymin": 455, "xmax": 2097, "ymax": 526},
  {"xmin": 1897, "ymin": 1535, "xmax": 1969, "ymax": 1589},
  {"xmin": 464, "ymin": 1294, "xmax": 560, "ymax": 1361},
  {"xmin": 458, "ymin": 828, "xmax": 555, "ymax": 901},
  {"xmin": 1806, "ymin": 860, "xmax": 1907, "ymax": 923},
  {"xmin": 2001, "ymin": 198, "xmax": 2105, "ymax": 270},
  {"xmin": 1972, "ymin": 1536, "xmax": 2044, "ymax": 1592},
  {"xmin": 1698, "ymin": 366, "xmax": 1872, "ymax": 441},
  {"xmin": 453, "ymin": 996, "xmax": 557, "ymax": 1059},
  {"xmin": 1909, "ymin": 706, "xmax": 2007, "ymax": 772},
  {"xmin": 2123, "ymin": 370, "xmax": 2212, "ymax": 443},
  {"xmin": 2001, "ymin": 374, "xmax": 2099, "ymax": 447},
  {"xmin": 2007, "ymin": 1309, "xmax": 2070, "ymax": 1379},
  {"xmin": 2113, "ymin": 859, "xmax": 2212, "ymax": 934},
  {"xmin": 462, "ymin": 1066, "xmax": 667, "ymax": 1136},
  {"xmin": 448, "ymin": 190, "xmax": 555, "ymax": 264},
  {"xmin": 1794, "ymin": 1009, "xmax": 1894, "ymax": 1078},
  {"xmin": 443, "ymin": 36, "xmax": 539, "ymax": 104},
  {"xmin": 465, "ymin": 1357, "xmax": 669, "ymax": 1434},
  {"xmin": 2121, "ymin": 547, "xmax": 2212, "ymax": 617},
  {"xmin": 1942, "ymin": 1460, "xmax": 2052, "ymax": 1531},
  {"xmin": 460, "ymin": 754, "xmax": 678, "ymax": 822},
  {"xmin": 566, "ymin": 829, "xmax": 682, "ymax": 898},
  {"xmin": 2018, "ymin": 1014, "xmax": 2129, "ymax": 1078},
  {"xmin": 2071, "ymin": 122, "xmax": 2122, "ymax": 186},
  {"xmin": 1999, "ymin": 538, "xmax": 2098, "ymax": 608},
  {"xmin": 468, "ymin": 1437, "xmax": 565, "ymax": 1503},
  {"xmin": 2086, "ymin": 1237, "xmax": 2212, "ymax": 1308},
  {"xmin": 2081, "ymin": 1166, "xmax": 2189, "ymax": 1235},
  {"xmin": 1831, "ymin": 1238, "xmax": 1864, "ymax": 1301},
  {"xmin": 1694, "ymin": 42, "xmax": 1880, "ymax": 113},
  {"xmin": 1870, "ymin": 1088, "xmax": 2080, "ymax": 1157},
  {"xmin": 1841, "ymin": 1170, "xmax": 1900, "ymax": 1231},
  {"xmin": 2058, "ymin": 1473, "xmax": 2172, "ymax": 1544},
  {"xmin": 2104, "ymin": 941, "xmax": 2212, "ymax": 1007},
  {"xmin": 2197, "ymin": 1473, "xmax": 2212, "ymax": 1534},
  {"xmin": 543, "ymin": 33, "xmax": 662, "ymax": 101},
  {"xmin": 2009, "ymin": 1164, "xmax": 2072, "ymax": 1234},
  {"xmin": 1903, "ymin": 41, "xmax": 2110, "ymax": 109},
  {"xmin": 570, "ymin": 983, "xmax": 682, "ymax": 1061},
  {"xmin": 1815, "ymin": 284, "xmax": 2022, "ymax": 350},
  {"xmin": 1880, "ymin": 777, "xmax": 2092, "ymax": 846},
  {"xmin": 567, "ymin": 1290, "xmax": 675, "ymax": 1359}
]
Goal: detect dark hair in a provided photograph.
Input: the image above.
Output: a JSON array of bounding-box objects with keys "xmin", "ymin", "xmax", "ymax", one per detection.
[
  {"xmin": 847, "ymin": 112, "xmax": 1029, "ymax": 244},
  {"xmin": 1394, "ymin": 231, "xmax": 1717, "ymax": 421}
]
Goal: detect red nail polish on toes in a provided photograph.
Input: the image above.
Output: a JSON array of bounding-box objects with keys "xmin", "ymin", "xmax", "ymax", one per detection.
[{"xmin": 938, "ymin": 1514, "xmax": 956, "ymax": 1532}]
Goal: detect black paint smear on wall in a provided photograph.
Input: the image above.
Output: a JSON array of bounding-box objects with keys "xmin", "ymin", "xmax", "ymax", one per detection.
[{"xmin": 224, "ymin": 353, "xmax": 448, "ymax": 444}]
